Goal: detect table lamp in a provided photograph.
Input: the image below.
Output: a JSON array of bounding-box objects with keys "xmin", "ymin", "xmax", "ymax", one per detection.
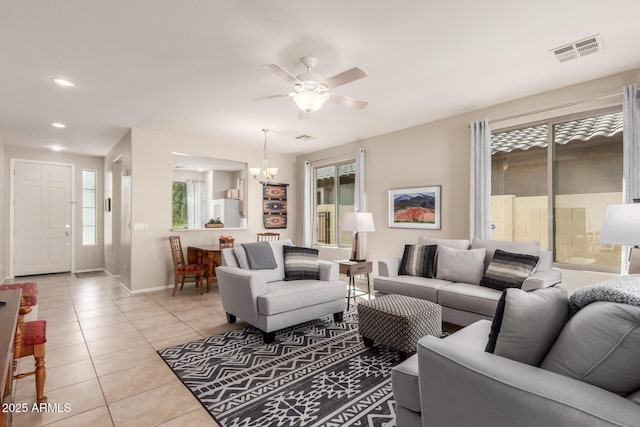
[
  {"xmin": 599, "ymin": 203, "xmax": 640, "ymax": 274},
  {"xmin": 342, "ymin": 212, "xmax": 375, "ymax": 262}
]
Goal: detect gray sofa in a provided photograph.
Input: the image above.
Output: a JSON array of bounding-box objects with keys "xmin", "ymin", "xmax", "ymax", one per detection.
[
  {"xmin": 215, "ymin": 239, "xmax": 347, "ymax": 342},
  {"xmin": 375, "ymin": 237, "xmax": 561, "ymax": 325},
  {"xmin": 392, "ymin": 295, "xmax": 640, "ymax": 427}
]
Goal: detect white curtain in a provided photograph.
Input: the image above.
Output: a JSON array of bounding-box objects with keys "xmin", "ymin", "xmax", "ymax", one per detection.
[
  {"xmin": 623, "ymin": 84, "xmax": 640, "ymax": 203},
  {"xmin": 354, "ymin": 148, "xmax": 366, "ymax": 212},
  {"xmin": 186, "ymin": 179, "xmax": 205, "ymax": 229},
  {"xmin": 470, "ymin": 119, "xmax": 492, "ymax": 240},
  {"xmin": 303, "ymin": 161, "xmax": 312, "ymax": 247}
]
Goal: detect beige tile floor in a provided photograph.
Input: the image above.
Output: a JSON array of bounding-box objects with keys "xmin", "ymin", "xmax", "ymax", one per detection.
[{"xmin": 3, "ymin": 273, "xmax": 250, "ymax": 427}]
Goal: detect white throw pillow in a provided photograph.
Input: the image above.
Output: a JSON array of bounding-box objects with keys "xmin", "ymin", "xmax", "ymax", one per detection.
[
  {"xmin": 435, "ymin": 246, "xmax": 486, "ymax": 284},
  {"xmin": 485, "ymin": 284, "xmax": 568, "ymax": 366}
]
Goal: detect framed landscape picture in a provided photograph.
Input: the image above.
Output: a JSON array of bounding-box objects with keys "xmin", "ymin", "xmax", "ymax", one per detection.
[{"xmin": 389, "ymin": 186, "xmax": 441, "ymax": 229}]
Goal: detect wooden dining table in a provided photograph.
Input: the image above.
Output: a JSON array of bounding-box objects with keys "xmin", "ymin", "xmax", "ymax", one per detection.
[{"xmin": 187, "ymin": 244, "xmax": 224, "ymax": 284}]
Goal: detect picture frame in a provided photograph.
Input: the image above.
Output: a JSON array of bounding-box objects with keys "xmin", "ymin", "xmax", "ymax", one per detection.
[{"xmin": 388, "ymin": 186, "xmax": 441, "ymax": 229}]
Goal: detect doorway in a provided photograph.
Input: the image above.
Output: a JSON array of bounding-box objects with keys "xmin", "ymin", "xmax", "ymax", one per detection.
[{"xmin": 12, "ymin": 160, "xmax": 73, "ymax": 276}]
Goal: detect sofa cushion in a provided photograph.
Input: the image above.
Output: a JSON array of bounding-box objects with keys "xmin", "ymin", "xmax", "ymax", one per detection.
[
  {"xmin": 234, "ymin": 239, "xmax": 290, "ymax": 282},
  {"xmin": 479, "ymin": 249, "xmax": 540, "ymax": 291},
  {"xmin": 436, "ymin": 246, "xmax": 486, "ymax": 285},
  {"xmin": 541, "ymin": 301, "xmax": 640, "ymax": 395},
  {"xmin": 416, "ymin": 237, "xmax": 470, "ymax": 250},
  {"xmin": 398, "ymin": 244, "xmax": 437, "ymax": 278},
  {"xmin": 471, "ymin": 239, "xmax": 540, "ymax": 270},
  {"xmin": 283, "ymin": 246, "xmax": 320, "ymax": 281},
  {"xmin": 374, "ymin": 276, "xmax": 451, "ymax": 302},
  {"xmin": 257, "ymin": 280, "xmax": 345, "ymax": 315},
  {"xmin": 485, "ymin": 284, "xmax": 568, "ymax": 366},
  {"xmin": 437, "ymin": 283, "xmax": 502, "ymax": 317}
]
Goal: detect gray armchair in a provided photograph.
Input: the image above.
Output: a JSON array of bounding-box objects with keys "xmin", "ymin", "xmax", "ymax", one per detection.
[
  {"xmin": 215, "ymin": 239, "xmax": 347, "ymax": 343},
  {"xmin": 393, "ymin": 313, "xmax": 640, "ymax": 427}
]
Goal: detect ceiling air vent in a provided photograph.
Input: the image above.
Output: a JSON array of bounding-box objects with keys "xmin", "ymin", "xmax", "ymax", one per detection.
[
  {"xmin": 551, "ymin": 34, "xmax": 603, "ymax": 63},
  {"xmin": 295, "ymin": 134, "xmax": 314, "ymax": 141}
]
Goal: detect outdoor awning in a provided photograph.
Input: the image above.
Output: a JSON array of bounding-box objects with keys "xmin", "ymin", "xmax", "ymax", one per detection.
[{"xmin": 491, "ymin": 111, "xmax": 623, "ymax": 154}]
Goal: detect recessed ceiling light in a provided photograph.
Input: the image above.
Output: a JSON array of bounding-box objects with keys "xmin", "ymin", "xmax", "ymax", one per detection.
[
  {"xmin": 51, "ymin": 122, "xmax": 66, "ymax": 128},
  {"xmin": 50, "ymin": 145, "xmax": 63, "ymax": 151},
  {"xmin": 51, "ymin": 77, "xmax": 75, "ymax": 87}
]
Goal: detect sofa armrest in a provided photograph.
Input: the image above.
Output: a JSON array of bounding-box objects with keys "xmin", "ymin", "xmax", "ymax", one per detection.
[
  {"xmin": 319, "ymin": 260, "xmax": 338, "ymax": 282},
  {"xmin": 215, "ymin": 266, "xmax": 269, "ymax": 325},
  {"xmin": 521, "ymin": 269, "xmax": 562, "ymax": 292},
  {"xmin": 378, "ymin": 257, "xmax": 401, "ymax": 277},
  {"xmin": 417, "ymin": 336, "xmax": 640, "ymax": 427}
]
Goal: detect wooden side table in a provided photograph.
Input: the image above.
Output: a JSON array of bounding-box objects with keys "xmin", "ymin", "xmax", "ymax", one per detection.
[{"xmin": 338, "ymin": 260, "xmax": 373, "ymax": 310}]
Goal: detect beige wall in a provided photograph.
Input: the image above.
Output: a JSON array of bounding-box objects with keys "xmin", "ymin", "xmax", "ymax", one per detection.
[
  {"xmin": 104, "ymin": 130, "xmax": 132, "ymax": 287},
  {"xmin": 0, "ymin": 140, "xmax": 5, "ymax": 280},
  {"xmin": 297, "ymin": 67, "xmax": 640, "ymax": 289},
  {"xmin": 123, "ymin": 128, "xmax": 297, "ymax": 292},
  {"xmin": 2, "ymin": 145, "xmax": 105, "ymax": 277}
]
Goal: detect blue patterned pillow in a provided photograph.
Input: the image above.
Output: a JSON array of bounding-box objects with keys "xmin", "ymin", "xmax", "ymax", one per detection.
[{"xmin": 283, "ymin": 246, "xmax": 320, "ymax": 281}]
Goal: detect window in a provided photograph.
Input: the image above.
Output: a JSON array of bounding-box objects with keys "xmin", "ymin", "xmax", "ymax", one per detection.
[
  {"xmin": 172, "ymin": 181, "xmax": 187, "ymax": 229},
  {"xmin": 172, "ymin": 179, "xmax": 207, "ymax": 229},
  {"xmin": 314, "ymin": 160, "xmax": 356, "ymax": 246},
  {"xmin": 491, "ymin": 110, "xmax": 623, "ymax": 270},
  {"xmin": 82, "ymin": 169, "xmax": 97, "ymax": 245}
]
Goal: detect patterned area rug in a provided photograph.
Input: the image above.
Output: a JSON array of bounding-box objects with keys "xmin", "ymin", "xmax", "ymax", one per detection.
[{"xmin": 158, "ymin": 310, "xmax": 402, "ymax": 426}]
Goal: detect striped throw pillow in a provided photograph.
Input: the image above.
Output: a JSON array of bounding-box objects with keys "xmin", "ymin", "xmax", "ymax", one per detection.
[
  {"xmin": 398, "ymin": 244, "xmax": 437, "ymax": 278},
  {"xmin": 480, "ymin": 249, "xmax": 539, "ymax": 291},
  {"xmin": 283, "ymin": 246, "xmax": 320, "ymax": 281}
]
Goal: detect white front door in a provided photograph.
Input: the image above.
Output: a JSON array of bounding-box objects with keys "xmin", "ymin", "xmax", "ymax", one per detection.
[{"xmin": 14, "ymin": 161, "xmax": 72, "ymax": 276}]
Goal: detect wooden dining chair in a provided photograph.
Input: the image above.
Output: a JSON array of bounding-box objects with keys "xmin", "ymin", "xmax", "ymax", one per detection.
[
  {"xmin": 169, "ymin": 236, "xmax": 210, "ymax": 296},
  {"xmin": 257, "ymin": 232, "xmax": 280, "ymax": 242},
  {"xmin": 13, "ymin": 302, "xmax": 47, "ymax": 404}
]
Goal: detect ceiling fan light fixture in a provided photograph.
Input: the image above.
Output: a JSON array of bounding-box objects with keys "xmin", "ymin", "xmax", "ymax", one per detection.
[{"xmin": 293, "ymin": 90, "xmax": 329, "ymax": 112}]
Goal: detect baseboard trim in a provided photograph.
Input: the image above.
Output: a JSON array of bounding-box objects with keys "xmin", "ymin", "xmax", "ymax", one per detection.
[{"xmin": 128, "ymin": 284, "xmax": 172, "ymax": 295}]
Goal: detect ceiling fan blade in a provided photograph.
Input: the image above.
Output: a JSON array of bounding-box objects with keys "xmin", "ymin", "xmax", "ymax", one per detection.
[
  {"xmin": 262, "ymin": 64, "xmax": 300, "ymax": 84},
  {"xmin": 253, "ymin": 93, "xmax": 291, "ymax": 101},
  {"xmin": 322, "ymin": 67, "xmax": 367, "ymax": 89},
  {"xmin": 329, "ymin": 93, "xmax": 368, "ymax": 109}
]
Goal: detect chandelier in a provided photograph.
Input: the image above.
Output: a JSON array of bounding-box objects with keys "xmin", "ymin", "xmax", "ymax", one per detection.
[{"xmin": 249, "ymin": 129, "xmax": 278, "ymax": 184}]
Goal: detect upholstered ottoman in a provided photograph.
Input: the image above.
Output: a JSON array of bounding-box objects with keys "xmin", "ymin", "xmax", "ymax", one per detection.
[{"xmin": 357, "ymin": 294, "xmax": 441, "ymax": 357}]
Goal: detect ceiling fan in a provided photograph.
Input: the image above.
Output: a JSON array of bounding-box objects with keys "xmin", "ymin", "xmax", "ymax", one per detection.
[{"xmin": 262, "ymin": 56, "xmax": 368, "ymax": 118}]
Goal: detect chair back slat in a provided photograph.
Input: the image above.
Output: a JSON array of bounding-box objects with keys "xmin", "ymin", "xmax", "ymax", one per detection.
[
  {"xmin": 257, "ymin": 232, "xmax": 280, "ymax": 242},
  {"xmin": 169, "ymin": 236, "xmax": 186, "ymax": 269}
]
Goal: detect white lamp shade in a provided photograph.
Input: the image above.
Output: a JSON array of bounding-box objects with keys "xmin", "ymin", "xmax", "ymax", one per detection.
[
  {"xmin": 292, "ymin": 91, "xmax": 329, "ymax": 112},
  {"xmin": 599, "ymin": 203, "xmax": 640, "ymax": 246},
  {"xmin": 341, "ymin": 212, "xmax": 375, "ymax": 232}
]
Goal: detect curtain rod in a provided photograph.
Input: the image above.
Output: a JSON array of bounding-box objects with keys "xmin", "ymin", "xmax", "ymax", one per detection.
[{"xmin": 489, "ymin": 91, "xmax": 623, "ymax": 125}]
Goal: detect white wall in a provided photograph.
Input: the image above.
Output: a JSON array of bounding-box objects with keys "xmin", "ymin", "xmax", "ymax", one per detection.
[
  {"xmin": 125, "ymin": 128, "xmax": 297, "ymax": 292},
  {"xmin": 3, "ymin": 145, "xmax": 105, "ymax": 275},
  {"xmin": 297, "ymin": 67, "xmax": 640, "ymax": 291}
]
